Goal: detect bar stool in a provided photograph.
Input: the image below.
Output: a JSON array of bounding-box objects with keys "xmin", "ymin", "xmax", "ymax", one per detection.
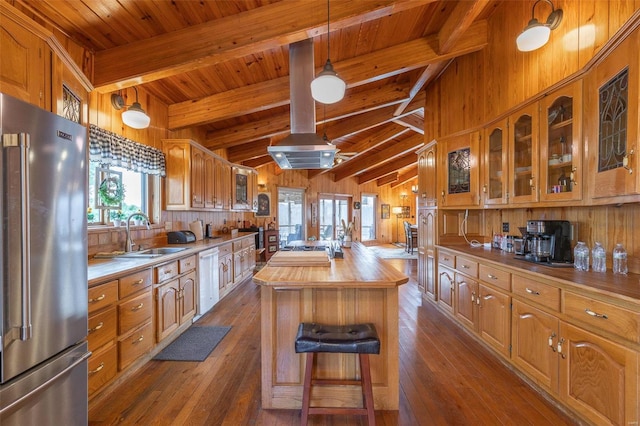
[{"xmin": 294, "ymin": 322, "xmax": 380, "ymax": 426}]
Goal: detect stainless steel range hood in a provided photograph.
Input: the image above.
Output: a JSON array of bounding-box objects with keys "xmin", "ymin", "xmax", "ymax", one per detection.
[{"xmin": 267, "ymin": 39, "xmax": 336, "ymax": 169}]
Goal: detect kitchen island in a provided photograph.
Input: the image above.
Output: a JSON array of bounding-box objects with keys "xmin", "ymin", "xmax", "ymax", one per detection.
[{"xmin": 252, "ymin": 242, "xmax": 409, "ymax": 410}]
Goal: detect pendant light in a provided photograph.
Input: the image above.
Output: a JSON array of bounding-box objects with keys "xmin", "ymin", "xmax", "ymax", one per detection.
[
  {"xmin": 310, "ymin": 0, "xmax": 346, "ymax": 104},
  {"xmin": 516, "ymin": 0, "xmax": 563, "ymax": 52},
  {"xmin": 110, "ymin": 87, "xmax": 151, "ymax": 129}
]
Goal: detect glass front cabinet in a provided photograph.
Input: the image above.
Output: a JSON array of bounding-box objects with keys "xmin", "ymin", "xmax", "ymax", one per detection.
[
  {"xmin": 438, "ymin": 132, "xmax": 480, "ymax": 208},
  {"xmin": 508, "ymin": 103, "xmax": 539, "ymax": 204},
  {"xmin": 483, "ymin": 119, "xmax": 508, "ymax": 205},
  {"xmin": 539, "ymin": 81, "xmax": 582, "ymax": 202}
]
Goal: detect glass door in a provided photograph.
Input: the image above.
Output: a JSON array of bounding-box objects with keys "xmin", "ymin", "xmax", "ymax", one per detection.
[
  {"xmin": 318, "ymin": 194, "xmax": 351, "ymax": 241},
  {"xmin": 508, "ymin": 103, "xmax": 539, "ymax": 204},
  {"xmin": 361, "ymin": 194, "xmax": 377, "ymax": 241},
  {"xmin": 277, "ymin": 188, "xmax": 304, "ymax": 246}
]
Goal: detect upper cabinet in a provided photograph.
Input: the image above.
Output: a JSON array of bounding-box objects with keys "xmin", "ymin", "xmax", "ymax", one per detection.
[
  {"xmin": 586, "ymin": 30, "xmax": 639, "ymax": 203},
  {"xmin": 163, "ymin": 139, "xmax": 256, "ymax": 212},
  {"xmin": 482, "ymin": 119, "xmax": 508, "ymax": 206},
  {"xmin": 438, "ymin": 132, "xmax": 480, "ymax": 208},
  {"xmin": 416, "ymin": 141, "xmax": 437, "ymax": 208},
  {"xmin": 539, "ymin": 81, "xmax": 583, "ymax": 203},
  {"xmin": 508, "ymin": 103, "xmax": 540, "ymax": 205}
]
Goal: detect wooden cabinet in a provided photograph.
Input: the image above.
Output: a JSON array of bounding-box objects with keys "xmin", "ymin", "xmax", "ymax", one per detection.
[
  {"xmin": 437, "ymin": 264, "xmax": 455, "ymax": 315},
  {"xmin": 264, "ymin": 229, "xmax": 279, "ymax": 262},
  {"xmin": 87, "ymin": 280, "xmax": 118, "ymax": 396},
  {"xmin": 508, "ymin": 103, "xmax": 540, "ymax": 204},
  {"xmin": 417, "ymin": 208, "xmax": 437, "ymax": 299},
  {"xmin": 416, "ymin": 141, "xmax": 437, "ymax": 207},
  {"xmin": 438, "ymin": 132, "xmax": 480, "ymax": 207},
  {"xmin": 116, "ymin": 269, "xmax": 153, "ymax": 371},
  {"xmin": 585, "ymin": 31, "xmax": 640, "ymax": 203},
  {"xmin": 482, "ymin": 119, "xmax": 509, "ymax": 205},
  {"xmin": 454, "ymin": 273, "xmax": 478, "ymax": 331},
  {"xmin": 219, "ymin": 252, "xmax": 233, "ymax": 296},
  {"xmin": 163, "ymin": 139, "xmax": 254, "ymax": 212},
  {"xmin": 155, "ymin": 255, "xmax": 197, "ymax": 342},
  {"xmin": 0, "ymin": 13, "xmax": 48, "ymax": 109},
  {"xmin": 539, "ymin": 81, "xmax": 583, "ymax": 202},
  {"xmin": 477, "ymin": 283, "xmax": 510, "ymax": 359}
]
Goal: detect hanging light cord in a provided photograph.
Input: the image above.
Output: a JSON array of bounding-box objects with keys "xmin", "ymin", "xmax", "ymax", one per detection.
[{"xmin": 326, "ymin": 0, "xmax": 331, "ymax": 61}]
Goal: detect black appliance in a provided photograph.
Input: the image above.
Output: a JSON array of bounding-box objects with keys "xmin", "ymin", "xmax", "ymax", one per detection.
[
  {"xmin": 240, "ymin": 226, "xmax": 264, "ymax": 249},
  {"xmin": 517, "ymin": 220, "xmax": 573, "ymax": 266},
  {"xmin": 167, "ymin": 230, "xmax": 197, "ymax": 244}
]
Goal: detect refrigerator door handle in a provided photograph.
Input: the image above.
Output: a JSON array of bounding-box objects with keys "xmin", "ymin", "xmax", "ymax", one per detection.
[{"xmin": 3, "ymin": 133, "xmax": 33, "ymax": 341}]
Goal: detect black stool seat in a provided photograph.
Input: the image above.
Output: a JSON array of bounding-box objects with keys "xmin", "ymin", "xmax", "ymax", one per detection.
[{"xmin": 295, "ymin": 323, "xmax": 380, "ymax": 354}]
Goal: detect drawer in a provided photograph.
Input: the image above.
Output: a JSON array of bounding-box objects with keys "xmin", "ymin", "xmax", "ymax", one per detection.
[
  {"xmin": 179, "ymin": 255, "xmax": 197, "ymax": 273},
  {"xmin": 118, "ymin": 321, "xmax": 153, "ymax": 371},
  {"xmin": 479, "ymin": 264, "xmax": 511, "ymax": 292},
  {"xmin": 88, "ymin": 280, "xmax": 118, "ymax": 314},
  {"xmin": 512, "ymin": 275, "xmax": 559, "ymax": 311},
  {"xmin": 243, "ymin": 237, "xmax": 254, "ymax": 249},
  {"xmin": 118, "ymin": 291, "xmax": 152, "ymax": 335},
  {"xmin": 156, "ymin": 260, "xmax": 179, "ymax": 283},
  {"xmin": 218, "ymin": 243, "xmax": 232, "ymax": 256},
  {"xmin": 438, "ymin": 250, "xmax": 455, "ymax": 268},
  {"xmin": 88, "ymin": 344, "xmax": 117, "ymax": 395},
  {"xmin": 455, "ymin": 256, "xmax": 478, "ymax": 277},
  {"xmin": 233, "ymin": 240, "xmax": 243, "ymax": 252},
  {"xmin": 119, "ymin": 269, "xmax": 152, "ymax": 299},
  {"xmin": 88, "ymin": 306, "xmax": 117, "ymax": 353},
  {"xmin": 563, "ymin": 292, "xmax": 639, "ymax": 343}
]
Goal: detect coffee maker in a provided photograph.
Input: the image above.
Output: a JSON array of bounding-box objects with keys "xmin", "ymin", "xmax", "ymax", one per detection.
[{"xmin": 521, "ymin": 220, "xmax": 573, "ymax": 265}]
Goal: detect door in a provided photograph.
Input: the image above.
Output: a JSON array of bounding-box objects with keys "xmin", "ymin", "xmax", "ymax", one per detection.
[
  {"xmin": 455, "ymin": 275, "xmax": 478, "ymax": 331},
  {"xmin": 278, "ymin": 187, "xmax": 304, "ymax": 246},
  {"xmin": 478, "ymin": 284, "xmax": 511, "ymax": 358},
  {"xmin": 508, "ymin": 103, "xmax": 540, "ymax": 204},
  {"xmin": 319, "ymin": 194, "xmax": 351, "ymax": 240},
  {"xmin": 438, "ymin": 266, "xmax": 455, "ymax": 315},
  {"xmin": 360, "ymin": 194, "xmax": 376, "ymax": 241},
  {"xmin": 483, "ymin": 119, "xmax": 508, "ymax": 205}
]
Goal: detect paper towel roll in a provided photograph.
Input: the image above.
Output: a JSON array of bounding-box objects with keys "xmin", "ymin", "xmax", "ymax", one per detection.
[{"xmin": 189, "ymin": 220, "xmax": 204, "ymax": 241}]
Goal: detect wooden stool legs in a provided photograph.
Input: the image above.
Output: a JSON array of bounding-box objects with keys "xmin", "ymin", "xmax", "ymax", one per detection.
[{"xmin": 300, "ymin": 352, "xmax": 375, "ymax": 426}]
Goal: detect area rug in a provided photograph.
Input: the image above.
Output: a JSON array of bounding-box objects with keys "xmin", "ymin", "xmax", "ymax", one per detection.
[
  {"xmin": 153, "ymin": 326, "xmax": 231, "ymax": 361},
  {"xmin": 367, "ymin": 244, "xmax": 418, "ymax": 260}
]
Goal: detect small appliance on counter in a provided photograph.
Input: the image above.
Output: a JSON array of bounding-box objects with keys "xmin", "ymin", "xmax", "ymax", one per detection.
[
  {"xmin": 515, "ymin": 220, "xmax": 573, "ymax": 267},
  {"xmin": 167, "ymin": 230, "xmax": 197, "ymax": 244}
]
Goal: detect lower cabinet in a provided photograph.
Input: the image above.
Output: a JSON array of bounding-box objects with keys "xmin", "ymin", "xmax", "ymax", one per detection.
[
  {"xmin": 437, "ymin": 266, "xmax": 455, "ymax": 315},
  {"xmin": 477, "ymin": 283, "xmax": 510, "ymax": 358},
  {"xmin": 155, "ymin": 257, "xmax": 197, "ymax": 343}
]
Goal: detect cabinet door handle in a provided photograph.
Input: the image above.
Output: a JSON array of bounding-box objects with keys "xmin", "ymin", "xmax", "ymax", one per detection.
[
  {"xmin": 89, "ymin": 294, "xmax": 106, "ymax": 303},
  {"xmin": 460, "ymin": 264, "xmax": 469, "ymax": 269},
  {"xmin": 88, "ymin": 362, "xmax": 104, "ymax": 375},
  {"xmin": 134, "ymin": 279, "xmax": 144, "ymax": 285},
  {"xmin": 525, "ymin": 287, "xmax": 540, "ymax": 296},
  {"xmin": 131, "ymin": 303, "xmax": 144, "ymax": 311},
  {"xmin": 88, "ymin": 322, "xmax": 104, "ymax": 334},
  {"xmin": 557, "ymin": 337, "xmax": 565, "ymax": 359},
  {"xmin": 133, "ymin": 335, "xmax": 144, "ymax": 344},
  {"xmin": 471, "ymin": 292, "xmax": 475, "ymax": 302},
  {"xmin": 585, "ymin": 308, "xmax": 608, "ymax": 320},
  {"xmin": 623, "ymin": 148, "xmax": 634, "ymax": 174},
  {"xmin": 548, "ymin": 332, "xmax": 556, "ymax": 352}
]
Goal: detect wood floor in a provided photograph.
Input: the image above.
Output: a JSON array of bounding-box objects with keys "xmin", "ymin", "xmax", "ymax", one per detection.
[{"xmin": 88, "ymin": 259, "xmax": 580, "ymax": 425}]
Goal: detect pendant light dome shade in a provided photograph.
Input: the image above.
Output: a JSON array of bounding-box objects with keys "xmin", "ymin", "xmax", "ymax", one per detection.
[
  {"xmin": 516, "ymin": 18, "xmax": 551, "ymax": 51},
  {"xmin": 311, "ymin": 59, "xmax": 346, "ymax": 104},
  {"xmin": 121, "ymin": 102, "xmax": 151, "ymax": 129}
]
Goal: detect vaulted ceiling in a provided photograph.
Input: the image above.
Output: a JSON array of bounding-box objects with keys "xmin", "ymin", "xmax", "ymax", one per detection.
[{"xmin": 17, "ymin": 0, "xmax": 497, "ymax": 186}]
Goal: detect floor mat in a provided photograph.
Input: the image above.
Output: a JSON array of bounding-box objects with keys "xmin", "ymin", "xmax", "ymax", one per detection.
[{"xmin": 153, "ymin": 326, "xmax": 231, "ymax": 361}]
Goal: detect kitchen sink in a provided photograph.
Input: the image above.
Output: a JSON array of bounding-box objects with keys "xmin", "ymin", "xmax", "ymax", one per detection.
[{"xmin": 117, "ymin": 247, "xmax": 188, "ymax": 258}]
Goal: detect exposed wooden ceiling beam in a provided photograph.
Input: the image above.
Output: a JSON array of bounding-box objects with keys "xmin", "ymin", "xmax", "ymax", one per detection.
[
  {"xmin": 357, "ymin": 153, "xmax": 417, "ymax": 185},
  {"xmin": 93, "ymin": 0, "xmax": 435, "ymax": 93},
  {"xmin": 390, "ymin": 165, "xmax": 418, "ymax": 187},
  {"xmin": 242, "ymin": 155, "xmax": 274, "ymax": 169},
  {"xmin": 168, "ymin": 20, "xmax": 487, "ymax": 129},
  {"xmin": 203, "ymin": 82, "xmax": 410, "ymax": 148},
  {"xmin": 227, "ymin": 138, "xmax": 271, "ymax": 163},
  {"xmin": 377, "ymin": 173, "xmax": 398, "ymax": 186},
  {"xmin": 393, "ymin": 114, "xmax": 424, "ymax": 135},
  {"xmin": 333, "ymin": 133, "xmax": 423, "ymax": 182}
]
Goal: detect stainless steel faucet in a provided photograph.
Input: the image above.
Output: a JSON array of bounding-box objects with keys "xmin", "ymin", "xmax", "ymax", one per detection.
[{"xmin": 125, "ymin": 212, "xmax": 151, "ymax": 252}]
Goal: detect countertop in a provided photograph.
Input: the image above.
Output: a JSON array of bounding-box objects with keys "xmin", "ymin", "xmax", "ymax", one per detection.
[
  {"xmin": 88, "ymin": 232, "xmax": 256, "ymax": 286},
  {"xmin": 438, "ymin": 243, "xmax": 640, "ymax": 305},
  {"xmin": 253, "ymin": 242, "xmax": 409, "ymax": 289}
]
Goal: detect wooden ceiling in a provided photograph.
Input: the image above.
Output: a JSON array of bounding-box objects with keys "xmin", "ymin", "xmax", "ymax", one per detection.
[{"xmin": 17, "ymin": 0, "xmax": 497, "ymax": 185}]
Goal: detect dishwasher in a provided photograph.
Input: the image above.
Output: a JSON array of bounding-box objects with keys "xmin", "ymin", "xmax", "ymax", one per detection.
[{"xmin": 196, "ymin": 247, "xmax": 219, "ymax": 320}]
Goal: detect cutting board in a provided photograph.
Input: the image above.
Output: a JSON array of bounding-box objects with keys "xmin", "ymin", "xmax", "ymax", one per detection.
[{"xmin": 268, "ymin": 250, "xmax": 331, "ymax": 267}]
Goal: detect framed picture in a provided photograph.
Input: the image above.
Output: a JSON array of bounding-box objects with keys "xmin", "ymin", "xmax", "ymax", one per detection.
[
  {"xmin": 381, "ymin": 204, "xmax": 390, "ymax": 219},
  {"xmin": 353, "ymin": 201, "xmax": 361, "ymax": 210},
  {"xmin": 256, "ymin": 192, "xmax": 271, "ymax": 217},
  {"xmin": 401, "ymin": 206, "xmax": 410, "ymax": 218}
]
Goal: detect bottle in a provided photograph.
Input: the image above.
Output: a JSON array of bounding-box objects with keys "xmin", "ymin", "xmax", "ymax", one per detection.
[
  {"xmin": 592, "ymin": 242, "xmax": 606, "ymax": 272},
  {"xmin": 573, "ymin": 242, "xmax": 589, "ymax": 271},
  {"xmin": 612, "ymin": 243, "xmax": 628, "ymax": 275}
]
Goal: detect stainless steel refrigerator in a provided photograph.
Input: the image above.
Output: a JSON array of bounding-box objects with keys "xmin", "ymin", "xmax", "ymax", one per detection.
[{"xmin": 0, "ymin": 93, "xmax": 90, "ymax": 425}]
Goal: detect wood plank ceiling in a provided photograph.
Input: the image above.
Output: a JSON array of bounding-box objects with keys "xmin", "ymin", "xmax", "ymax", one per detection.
[{"xmin": 17, "ymin": 0, "xmax": 497, "ymax": 186}]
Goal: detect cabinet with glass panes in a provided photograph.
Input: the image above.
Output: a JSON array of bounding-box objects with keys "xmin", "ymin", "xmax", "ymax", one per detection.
[
  {"xmin": 539, "ymin": 80, "xmax": 582, "ymax": 202},
  {"xmin": 483, "ymin": 119, "xmax": 508, "ymax": 205},
  {"xmin": 508, "ymin": 103, "xmax": 539, "ymax": 204}
]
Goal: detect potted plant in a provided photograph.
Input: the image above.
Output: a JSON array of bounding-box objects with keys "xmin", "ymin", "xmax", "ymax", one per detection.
[
  {"xmin": 110, "ymin": 209, "xmax": 124, "ymax": 227},
  {"xmin": 87, "ymin": 207, "xmax": 95, "ymax": 223},
  {"xmin": 132, "ymin": 210, "xmax": 144, "ymax": 226}
]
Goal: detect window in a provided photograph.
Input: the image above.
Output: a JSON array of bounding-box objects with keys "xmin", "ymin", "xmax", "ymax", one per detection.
[
  {"xmin": 88, "ymin": 163, "xmax": 151, "ymax": 225},
  {"xmin": 318, "ymin": 194, "xmax": 351, "ymax": 241},
  {"xmin": 361, "ymin": 194, "xmax": 377, "ymax": 241},
  {"xmin": 278, "ymin": 188, "xmax": 305, "ymax": 246}
]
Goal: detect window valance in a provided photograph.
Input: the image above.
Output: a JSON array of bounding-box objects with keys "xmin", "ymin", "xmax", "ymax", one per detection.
[{"xmin": 89, "ymin": 124, "xmax": 166, "ymax": 177}]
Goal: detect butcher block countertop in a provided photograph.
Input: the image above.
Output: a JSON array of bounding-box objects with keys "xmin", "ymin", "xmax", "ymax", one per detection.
[{"xmin": 253, "ymin": 242, "xmax": 409, "ymax": 289}]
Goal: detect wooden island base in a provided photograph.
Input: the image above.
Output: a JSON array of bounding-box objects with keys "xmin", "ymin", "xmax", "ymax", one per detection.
[{"xmin": 254, "ymin": 243, "xmax": 408, "ymax": 410}]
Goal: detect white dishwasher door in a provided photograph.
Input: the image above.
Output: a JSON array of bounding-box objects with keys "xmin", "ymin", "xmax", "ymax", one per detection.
[{"xmin": 197, "ymin": 247, "xmax": 219, "ymax": 317}]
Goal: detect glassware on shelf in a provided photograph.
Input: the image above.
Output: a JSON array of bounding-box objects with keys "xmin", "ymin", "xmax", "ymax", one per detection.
[
  {"xmin": 592, "ymin": 242, "xmax": 606, "ymax": 273},
  {"xmin": 612, "ymin": 243, "xmax": 628, "ymax": 275},
  {"xmin": 573, "ymin": 241, "xmax": 589, "ymax": 271}
]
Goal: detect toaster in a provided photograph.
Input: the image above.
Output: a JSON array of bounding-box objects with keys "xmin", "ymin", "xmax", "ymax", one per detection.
[{"xmin": 167, "ymin": 230, "xmax": 196, "ymax": 244}]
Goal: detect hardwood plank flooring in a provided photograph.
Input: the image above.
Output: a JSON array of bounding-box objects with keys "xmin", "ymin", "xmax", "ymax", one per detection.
[{"xmin": 89, "ymin": 259, "xmax": 580, "ymax": 425}]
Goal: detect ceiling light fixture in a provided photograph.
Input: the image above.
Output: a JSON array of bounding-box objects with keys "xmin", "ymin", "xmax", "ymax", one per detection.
[
  {"xmin": 310, "ymin": 0, "xmax": 346, "ymax": 104},
  {"xmin": 516, "ymin": 0, "xmax": 563, "ymax": 52},
  {"xmin": 110, "ymin": 87, "xmax": 151, "ymax": 129}
]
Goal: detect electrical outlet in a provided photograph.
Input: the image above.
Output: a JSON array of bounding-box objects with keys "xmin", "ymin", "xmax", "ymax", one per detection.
[
  {"xmin": 502, "ymin": 222, "xmax": 509, "ymax": 233},
  {"xmin": 165, "ymin": 221, "xmax": 172, "ymax": 231}
]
